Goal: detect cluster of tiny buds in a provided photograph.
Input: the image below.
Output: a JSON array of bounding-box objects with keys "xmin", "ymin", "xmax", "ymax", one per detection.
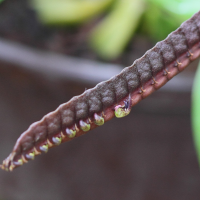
[{"xmin": 0, "ymin": 112, "xmax": 105, "ymax": 171}]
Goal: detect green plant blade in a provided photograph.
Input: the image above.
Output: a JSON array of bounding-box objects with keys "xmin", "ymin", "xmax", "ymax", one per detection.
[
  {"xmin": 31, "ymin": 0, "xmax": 114, "ymax": 25},
  {"xmin": 142, "ymin": 0, "xmax": 200, "ymax": 41},
  {"xmin": 90, "ymin": 0, "xmax": 145, "ymax": 60},
  {"xmin": 192, "ymin": 61, "xmax": 200, "ymax": 167},
  {"xmin": 146, "ymin": 0, "xmax": 200, "ymax": 21}
]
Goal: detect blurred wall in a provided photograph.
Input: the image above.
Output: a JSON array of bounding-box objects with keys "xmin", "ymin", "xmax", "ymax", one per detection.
[{"xmin": 0, "ymin": 62, "xmax": 199, "ymax": 200}]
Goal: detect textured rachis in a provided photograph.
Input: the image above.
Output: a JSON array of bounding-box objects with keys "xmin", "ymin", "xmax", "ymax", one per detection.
[{"xmin": 1, "ymin": 10, "xmax": 200, "ymax": 171}]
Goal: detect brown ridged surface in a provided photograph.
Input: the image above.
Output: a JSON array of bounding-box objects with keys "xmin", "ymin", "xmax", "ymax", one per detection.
[{"xmin": 1, "ymin": 10, "xmax": 200, "ymax": 171}]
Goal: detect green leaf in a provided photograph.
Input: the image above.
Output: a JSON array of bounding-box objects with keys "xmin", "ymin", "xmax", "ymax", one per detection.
[
  {"xmin": 142, "ymin": 0, "xmax": 200, "ymax": 41},
  {"xmin": 140, "ymin": 5, "xmax": 179, "ymax": 41},
  {"xmin": 31, "ymin": 0, "xmax": 115, "ymax": 25},
  {"xmin": 145, "ymin": 0, "xmax": 200, "ymax": 21},
  {"xmin": 192, "ymin": 61, "xmax": 200, "ymax": 167},
  {"xmin": 90, "ymin": 0, "xmax": 145, "ymax": 60}
]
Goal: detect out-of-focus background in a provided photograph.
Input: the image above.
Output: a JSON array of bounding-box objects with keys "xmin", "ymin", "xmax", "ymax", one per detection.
[{"xmin": 0, "ymin": 0, "xmax": 200, "ymax": 199}]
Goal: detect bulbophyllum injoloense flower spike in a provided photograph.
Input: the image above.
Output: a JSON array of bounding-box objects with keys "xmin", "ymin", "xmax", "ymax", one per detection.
[{"xmin": 1, "ymin": 10, "xmax": 200, "ymax": 172}]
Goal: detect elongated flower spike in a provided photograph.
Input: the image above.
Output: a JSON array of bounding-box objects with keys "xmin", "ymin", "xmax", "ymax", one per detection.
[{"xmin": 1, "ymin": 10, "xmax": 200, "ymax": 171}]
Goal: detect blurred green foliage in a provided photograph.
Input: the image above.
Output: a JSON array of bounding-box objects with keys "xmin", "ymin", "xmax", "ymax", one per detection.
[
  {"xmin": 90, "ymin": 0, "xmax": 145, "ymax": 60},
  {"xmin": 0, "ymin": 0, "xmax": 4, "ymax": 3},
  {"xmin": 192, "ymin": 61, "xmax": 200, "ymax": 167},
  {"xmin": 143, "ymin": 0, "xmax": 200, "ymax": 40},
  {"xmin": 31, "ymin": 0, "xmax": 200, "ymax": 60},
  {"xmin": 30, "ymin": 0, "xmax": 115, "ymax": 24}
]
